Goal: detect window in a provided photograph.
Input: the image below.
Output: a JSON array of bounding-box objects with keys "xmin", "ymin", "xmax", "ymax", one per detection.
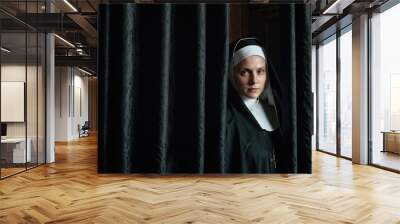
[
  {"xmin": 370, "ymin": 2, "xmax": 400, "ymax": 171},
  {"xmin": 317, "ymin": 36, "xmax": 337, "ymax": 154},
  {"xmin": 340, "ymin": 28, "xmax": 352, "ymax": 158}
]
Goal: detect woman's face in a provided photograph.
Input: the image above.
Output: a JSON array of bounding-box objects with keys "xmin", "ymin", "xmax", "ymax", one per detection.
[{"xmin": 233, "ymin": 55, "xmax": 267, "ymax": 99}]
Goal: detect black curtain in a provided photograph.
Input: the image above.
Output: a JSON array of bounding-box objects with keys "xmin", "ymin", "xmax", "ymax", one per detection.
[
  {"xmin": 98, "ymin": 4, "xmax": 229, "ymax": 173},
  {"xmin": 98, "ymin": 3, "xmax": 312, "ymax": 173}
]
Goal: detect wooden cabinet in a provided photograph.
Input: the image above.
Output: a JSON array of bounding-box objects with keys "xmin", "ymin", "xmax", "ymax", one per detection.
[{"xmin": 382, "ymin": 132, "xmax": 400, "ymax": 154}]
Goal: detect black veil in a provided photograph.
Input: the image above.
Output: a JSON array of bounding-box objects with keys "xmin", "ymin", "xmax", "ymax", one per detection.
[{"xmin": 228, "ymin": 38, "xmax": 292, "ymax": 172}]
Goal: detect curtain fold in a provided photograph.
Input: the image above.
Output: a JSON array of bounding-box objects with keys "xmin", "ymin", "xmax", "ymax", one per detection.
[
  {"xmin": 158, "ymin": 4, "xmax": 172, "ymax": 173},
  {"xmin": 98, "ymin": 4, "xmax": 138, "ymax": 173},
  {"xmin": 169, "ymin": 4, "xmax": 207, "ymax": 173},
  {"xmin": 295, "ymin": 4, "xmax": 312, "ymax": 173},
  {"xmin": 204, "ymin": 5, "xmax": 229, "ymax": 173},
  {"xmin": 288, "ymin": 4, "xmax": 299, "ymax": 173},
  {"xmin": 277, "ymin": 4, "xmax": 312, "ymax": 173},
  {"xmin": 285, "ymin": 4, "xmax": 313, "ymax": 173}
]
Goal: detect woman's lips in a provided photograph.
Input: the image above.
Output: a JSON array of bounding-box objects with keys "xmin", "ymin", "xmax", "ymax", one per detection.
[{"xmin": 248, "ymin": 88, "xmax": 260, "ymax": 92}]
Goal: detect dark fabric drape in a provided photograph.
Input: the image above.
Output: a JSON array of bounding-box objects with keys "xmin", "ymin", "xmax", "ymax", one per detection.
[
  {"xmin": 294, "ymin": 4, "xmax": 312, "ymax": 173},
  {"xmin": 98, "ymin": 3, "xmax": 312, "ymax": 174},
  {"xmin": 98, "ymin": 4, "xmax": 229, "ymax": 173},
  {"xmin": 233, "ymin": 4, "xmax": 312, "ymax": 173},
  {"xmin": 281, "ymin": 4, "xmax": 312, "ymax": 173}
]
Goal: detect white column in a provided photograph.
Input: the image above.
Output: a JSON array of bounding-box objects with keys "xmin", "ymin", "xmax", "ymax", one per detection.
[
  {"xmin": 352, "ymin": 14, "xmax": 369, "ymax": 164},
  {"xmin": 45, "ymin": 0, "xmax": 56, "ymax": 163},
  {"xmin": 46, "ymin": 33, "xmax": 55, "ymax": 163}
]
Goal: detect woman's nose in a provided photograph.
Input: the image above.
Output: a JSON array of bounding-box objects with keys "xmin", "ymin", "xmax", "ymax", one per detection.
[{"xmin": 248, "ymin": 73, "xmax": 256, "ymax": 84}]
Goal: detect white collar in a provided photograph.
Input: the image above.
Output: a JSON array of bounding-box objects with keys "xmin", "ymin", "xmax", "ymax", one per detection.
[
  {"xmin": 240, "ymin": 95, "xmax": 259, "ymax": 108},
  {"xmin": 240, "ymin": 95, "xmax": 279, "ymax": 131}
]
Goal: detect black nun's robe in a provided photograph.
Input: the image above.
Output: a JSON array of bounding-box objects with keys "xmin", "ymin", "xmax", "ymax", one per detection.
[
  {"xmin": 224, "ymin": 82, "xmax": 281, "ymax": 173},
  {"xmin": 223, "ymin": 39, "xmax": 291, "ymax": 173}
]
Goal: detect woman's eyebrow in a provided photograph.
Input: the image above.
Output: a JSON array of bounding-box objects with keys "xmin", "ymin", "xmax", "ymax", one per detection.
[{"xmin": 241, "ymin": 66, "xmax": 265, "ymax": 70}]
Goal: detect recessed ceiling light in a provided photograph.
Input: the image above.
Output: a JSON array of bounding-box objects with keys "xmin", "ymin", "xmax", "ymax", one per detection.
[
  {"xmin": 54, "ymin": 34, "xmax": 75, "ymax": 48},
  {"xmin": 1, "ymin": 47, "xmax": 11, "ymax": 53},
  {"xmin": 77, "ymin": 67, "xmax": 93, "ymax": 76},
  {"xmin": 322, "ymin": 0, "xmax": 355, "ymax": 15},
  {"xmin": 322, "ymin": 0, "xmax": 344, "ymax": 15},
  {"xmin": 63, "ymin": 0, "xmax": 78, "ymax": 12}
]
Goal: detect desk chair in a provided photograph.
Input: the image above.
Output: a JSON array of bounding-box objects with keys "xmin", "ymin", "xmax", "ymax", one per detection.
[{"xmin": 78, "ymin": 121, "xmax": 90, "ymax": 138}]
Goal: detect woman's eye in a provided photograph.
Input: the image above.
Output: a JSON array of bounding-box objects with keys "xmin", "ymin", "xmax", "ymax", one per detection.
[
  {"xmin": 257, "ymin": 69, "xmax": 265, "ymax": 75},
  {"xmin": 240, "ymin": 70, "xmax": 248, "ymax": 76}
]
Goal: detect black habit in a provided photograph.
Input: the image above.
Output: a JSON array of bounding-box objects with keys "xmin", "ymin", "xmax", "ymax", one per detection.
[{"xmin": 223, "ymin": 38, "xmax": 291, "ymax": 173}]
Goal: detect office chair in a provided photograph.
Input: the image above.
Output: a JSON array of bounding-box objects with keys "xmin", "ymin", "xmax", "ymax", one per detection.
[{"xmin": 79, "ymin": 121, "xmax": 90, "ymax": 138}]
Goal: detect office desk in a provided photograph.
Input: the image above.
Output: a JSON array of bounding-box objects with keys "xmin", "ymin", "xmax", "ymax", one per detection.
[
  {"xmin": 1, "ymin": 138, "xmax": 32, "ymax": 163},
  {"xmin": 381, "ymin": 131, "xmax": 400, "ymax": 154}
]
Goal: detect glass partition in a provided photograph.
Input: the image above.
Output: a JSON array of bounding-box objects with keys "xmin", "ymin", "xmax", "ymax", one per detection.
[
  {"xmin": 1, "ymin": 31, "xmax": 28, "ymax": 177},
  {"xmin": 38, "ymin": 32, "xmax": 45, "ymax": 165},
  {"xmin": 27, "ymin": 30, "xmax": 38, "ymax": 169},
  {"xmin": 339, "ymin": 28, "xmax": 352, "ymax": 158},
  {"xmin": 317, "ymin": 36, "xmax": 337, "ymax": 155},
  {"xmin": 0, "ymin": 1, "xmax": 46, "ymax": 179},
  {"xmin": 26, "ymin": 0, "xmax": 44, "ymax": 170}
]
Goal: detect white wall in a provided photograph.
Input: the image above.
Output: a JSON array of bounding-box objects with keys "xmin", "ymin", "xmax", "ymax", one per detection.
[{"xmin": 55, "ymin": 66, "xmax": 89, "ymax": 141}]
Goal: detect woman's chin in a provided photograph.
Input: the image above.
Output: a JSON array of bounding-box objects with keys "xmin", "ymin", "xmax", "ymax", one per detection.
[{"xmin": 244, "ymin": 93, "xmax": 260, "ymax": 99}]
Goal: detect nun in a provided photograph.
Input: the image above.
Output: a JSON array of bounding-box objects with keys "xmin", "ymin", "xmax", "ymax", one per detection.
[{"xmin": 224, "ymin": 37, "xmax": 288, "ymax": 173}]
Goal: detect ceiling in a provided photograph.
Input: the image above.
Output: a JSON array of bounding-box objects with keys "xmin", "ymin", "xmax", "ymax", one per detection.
[{"xmin": 0, "ymin": 0, "xmax": 393, "ymax": 74}]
